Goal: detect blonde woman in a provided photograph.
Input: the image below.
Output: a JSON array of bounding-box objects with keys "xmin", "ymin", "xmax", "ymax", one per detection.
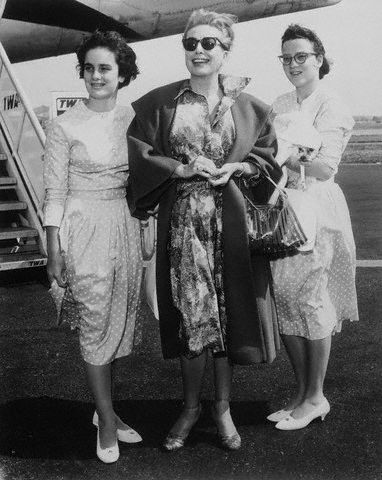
[{"xmin": 128, "ymin": 9, "xmax": 282, "ymax": 450}]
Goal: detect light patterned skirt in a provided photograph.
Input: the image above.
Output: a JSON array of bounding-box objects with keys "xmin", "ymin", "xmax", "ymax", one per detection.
[
  {"xmin": 271, "ymin": 181, "xmax": 359, "ymax": 339},
  {"xmin": 58, "ymin": 188, "xmax": 143, "ymax": 365}
]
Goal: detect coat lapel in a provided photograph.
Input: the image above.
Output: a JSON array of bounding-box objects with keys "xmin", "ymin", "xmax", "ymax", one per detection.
[
  {"xmin": 160, "ymin": 98, "xmax": 177, "ymax": 157},
  {"xmin": 225, "ymin": 96, "xmax": 258, "ymax": 165},
  {"xmin": 221, "ymin": 95, "xmax": 267, "ymax": 363}
]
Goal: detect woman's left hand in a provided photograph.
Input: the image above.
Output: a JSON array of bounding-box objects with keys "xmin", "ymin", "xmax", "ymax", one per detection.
[{"xmin": 208, "ymin": 164, "xmax": 236, "ymax": 187}]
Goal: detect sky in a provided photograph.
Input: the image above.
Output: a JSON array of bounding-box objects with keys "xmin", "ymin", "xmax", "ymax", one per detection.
[{"xmin": 13, "ymin": 0, "xmax": 382, "ymax": 116}]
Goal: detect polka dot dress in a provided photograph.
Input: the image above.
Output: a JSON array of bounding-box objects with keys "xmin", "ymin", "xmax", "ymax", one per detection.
[
  {"xmin": 44, "ymin": 101, "xmax": 143, "ymax": 364},
  {"xmin": 271, "ymin": 86, "xmax": 359, "ymax": 340}
]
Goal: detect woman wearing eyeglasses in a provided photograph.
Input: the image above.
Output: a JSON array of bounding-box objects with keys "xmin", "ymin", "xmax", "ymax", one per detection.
[
  {"xmin": 128, "ymin": 9, "xmax": 282, "ymax": 450},
  {"xmin": 268, "ymin": 24, "xmax": 358, "ymax": 430}
]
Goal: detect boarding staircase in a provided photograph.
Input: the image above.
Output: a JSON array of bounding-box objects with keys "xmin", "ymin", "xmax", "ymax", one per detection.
[{"xmin": 0, "ymin": 40, "xmax": 47, "ymax": 271}]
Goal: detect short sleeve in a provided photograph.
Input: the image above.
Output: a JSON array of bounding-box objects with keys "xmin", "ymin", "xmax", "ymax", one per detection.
[{"xmin": 43, "ymin": 120, "xmax": 70, "ymax": 227}]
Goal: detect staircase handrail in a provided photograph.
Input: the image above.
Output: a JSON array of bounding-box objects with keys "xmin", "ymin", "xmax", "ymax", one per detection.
[
  {"xmin": 0, "ymin": 42, "xmax": 46, "ymax": 147},
  {"xmin": 0, "ymin": 0, "xmax": 6, "ymax": 20}
]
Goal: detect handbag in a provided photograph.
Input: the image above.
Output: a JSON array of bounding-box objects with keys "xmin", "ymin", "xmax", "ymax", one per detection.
[
  {"xmin": 283, "ymin": 188, "xmax": 317, "ymax": 252},
  {"xmin": 49, "ymin": 280, "xmax": 80, "ymax": 328},
  {"xmin": 242, "ymin": 172, "xmax": 313, "ymax": 257},
  {"xmin": 139, "ymin": 214, "xmax": 157, "ymax": 265},
  {"xmin": 139, "ymin": 213, "xmax": 159, "ymax": 319}
]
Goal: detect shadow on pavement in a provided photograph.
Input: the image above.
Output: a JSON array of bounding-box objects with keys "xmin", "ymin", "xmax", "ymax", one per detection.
[
  {"xmin": 0, "ymin": 397, "xmax": 268, "ymax": 460},
  {"xmin": 0, "ymin": 268, "xmax": 380, "ymax": 479}
]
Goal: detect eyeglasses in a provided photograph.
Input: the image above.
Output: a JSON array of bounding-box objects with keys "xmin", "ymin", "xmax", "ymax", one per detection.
[
  {"xmin": 278, "ymin": 52, "xmax": 318, "ymax": 66},
  {"xmin": 182, "ymin": 37, "xmax": 228, "ymax": 52}
]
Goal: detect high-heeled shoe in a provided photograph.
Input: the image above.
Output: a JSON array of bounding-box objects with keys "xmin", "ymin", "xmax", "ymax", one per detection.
[
  {"xmin": 93, "ymin": 411, "xmax": 142, "ymax": 443},
  {"xmin": 267, "ymin": 408, "xmax": 293, "ymax": 422},
  {"xmin": 96, "ymin": 426, "xmax": 119, "ymax": 463},
  {"xmin": 275, "ymin": 398, "xmax": 330, "ymax": 431},
  {"xmin": 212, "ymin": 404, "xmax": 241, "ymax": 451},
  {"xmin": 162, "ymin": 404, "xmax": 202, "ymax": 451}
]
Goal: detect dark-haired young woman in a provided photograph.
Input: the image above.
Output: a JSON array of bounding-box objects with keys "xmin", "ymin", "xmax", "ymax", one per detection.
[
  {"xmin": 44, "ymin": 31, "xmax": 143, "ymax": 462},
  {"xmin": 268, "ymin": 24, "xmax": 358, "ymax": 430}
]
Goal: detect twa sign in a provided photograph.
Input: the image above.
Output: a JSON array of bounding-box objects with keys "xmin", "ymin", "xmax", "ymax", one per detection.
[
  {"xmin": 2, "ymin": 91, "xmax": 20, "ymax": 111},
  {"xmin": 51, "ymin": 91, "xmax": 86, "ymax": 118}
]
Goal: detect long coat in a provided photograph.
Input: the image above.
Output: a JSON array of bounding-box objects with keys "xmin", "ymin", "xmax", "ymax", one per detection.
[{"xmin": 127, "ymin": 80, "xmax": 283, "ymax": 365}]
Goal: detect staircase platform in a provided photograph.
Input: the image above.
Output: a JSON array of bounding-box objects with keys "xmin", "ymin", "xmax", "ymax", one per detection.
[
  {"xmin": 0, "ymin": 40, "xmax": 47, "ymax": 271},
  {"xmin": 0, "ymin": 252, "xmax": 47, "ymax": 271}
]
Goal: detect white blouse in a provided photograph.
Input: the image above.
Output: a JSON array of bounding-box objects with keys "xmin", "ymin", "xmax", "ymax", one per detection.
[
  {"xmin": 43, "ymin": 101, "xmax": 134, "ymax": 227},
  {"xmin": 272, "ymin": 84, "xmax": 354, "ymax": 176}
]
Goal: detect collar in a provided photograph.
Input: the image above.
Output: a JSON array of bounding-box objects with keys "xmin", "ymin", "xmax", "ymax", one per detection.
[
  {"xmin": 295, "ymin": 83, "xmax": 323, "ymax": 107},
  {"xmin": 174, "ymin": 74, "xmax": 251, "ymax": 101}
]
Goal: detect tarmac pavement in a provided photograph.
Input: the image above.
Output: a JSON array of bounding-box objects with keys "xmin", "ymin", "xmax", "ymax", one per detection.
[
  {"xmin": 0, "ymin": 266, "xmax": 381, "ymax": 480},
  {"xmin": 0, "ymin": 163, "xmax": 381, "ymax": 480}
]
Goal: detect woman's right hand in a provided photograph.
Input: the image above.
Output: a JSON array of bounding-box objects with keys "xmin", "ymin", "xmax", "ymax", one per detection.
[
  {"xmin": 47, "ymin": 251, "xmax": 67, "ymax": 287},
  {"xmin": 173, "ymin": 155, "xmax": 218, "ymax": 179},
  {"xmin": 46, "ymin": 226, "xmax": 67, "ymax": 287}
]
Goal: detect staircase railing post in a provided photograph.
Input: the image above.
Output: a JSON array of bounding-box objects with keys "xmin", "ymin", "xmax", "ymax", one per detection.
[
  {"xmin": 0, "ymin": 0, "xmax": 7, "ymax": 20},
  {"xmin": 0, "ymin": 42, "xmax": 46, "ymax": 147}
]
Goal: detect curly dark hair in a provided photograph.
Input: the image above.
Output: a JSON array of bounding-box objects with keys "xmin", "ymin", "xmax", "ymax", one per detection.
[
  {"xmin": 76, "ymin": 30, "xmax": 139, "ymax": 88},
  {"xmin": 281, "ymin": 24, "xmax": 331, "ymax": 79}
]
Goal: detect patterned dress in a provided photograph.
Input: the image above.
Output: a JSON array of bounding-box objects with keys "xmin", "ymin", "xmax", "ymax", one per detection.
[
  {"xmin": 168, "ymin": 75, "xmax": 250, "ymax": 357},
  {"xmin": 271, "ymin": 85, "xmax": 359, "ymax": 339},
  {"xmin": 43, "ymin": 101, "xmax": 143, "ymax": 365}
]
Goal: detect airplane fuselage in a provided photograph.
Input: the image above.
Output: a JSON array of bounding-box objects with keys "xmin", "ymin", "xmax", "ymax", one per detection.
[{"xmin": 0, "ymin": 0, "xmax": 342, "ymax": 62}]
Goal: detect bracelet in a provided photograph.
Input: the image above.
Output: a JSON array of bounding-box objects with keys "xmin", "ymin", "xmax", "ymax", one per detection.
[{"xmin": 234, "ymin": 163, "xmax": 245, "ymax": 178}]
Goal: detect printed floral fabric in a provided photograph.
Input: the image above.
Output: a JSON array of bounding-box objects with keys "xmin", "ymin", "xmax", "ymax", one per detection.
[{"xmin": 168, "ymin": 75, "xmax": 250, "ymax": 357}]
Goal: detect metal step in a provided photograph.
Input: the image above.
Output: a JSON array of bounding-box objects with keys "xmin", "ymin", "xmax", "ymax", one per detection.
[
  {"xmin": 0, "ymin": 200, "xmax": 27, "ymax": 211},
  {"xmin": 0, "ymin": 226, "xmax": 38, "ymax": 240},
  {"xmin": 0, "ymin": 177, "xmax": 17, "ymax": 190},
  {"xmin": 0, "ymin": 177, "xmax": 16, "ymax": 185},
  {"xmin": 0, "ymin": 253, "xmax": 47, "ymax": 271},
  {"xmin": 0, "ymin": 244, "xmax": 40, "ymax": 255}
]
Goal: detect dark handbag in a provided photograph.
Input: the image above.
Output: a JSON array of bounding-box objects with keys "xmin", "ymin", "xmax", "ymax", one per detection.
[{"xmin": 242, "ymin": 173, "xmax": 307, "ymax": 258}]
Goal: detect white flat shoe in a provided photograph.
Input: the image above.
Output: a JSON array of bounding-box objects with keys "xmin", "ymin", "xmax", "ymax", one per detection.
[
  {"xmin": 93, "ymin": 411, "xmax": 142, "ymax": 444},
  {"xmin": 275, "ymin": 398, "xmax": 330, "ymax": 431},
  {"xmin": 267, "ymin": 409, "xmax": 293, "ymax": 422},
  {"xmin": 96, "ymin": 427, "xmax": 119, "ymax": 463}
]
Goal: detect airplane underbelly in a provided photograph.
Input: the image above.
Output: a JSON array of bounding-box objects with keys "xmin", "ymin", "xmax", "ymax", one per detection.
[{"xmin": 0, "ymin": 19, "xmax": 86, "ymax": 63}]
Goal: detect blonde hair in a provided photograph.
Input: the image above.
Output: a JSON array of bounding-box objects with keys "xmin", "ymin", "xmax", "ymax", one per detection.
[{"xmin": 183, "ymin": 9, "xmax": 237, "ymax": 51}]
